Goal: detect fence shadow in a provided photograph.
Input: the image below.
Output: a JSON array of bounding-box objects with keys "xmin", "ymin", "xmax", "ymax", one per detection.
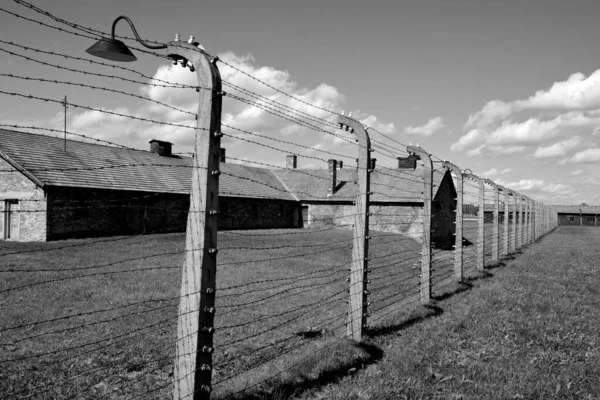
[
  {"xmin": 366, "ymin": 304, "xmax": 443, "ymax": 337},
  {"xmin": 233, "ymin": 340, "xmax": 384, "ymax": 400}
]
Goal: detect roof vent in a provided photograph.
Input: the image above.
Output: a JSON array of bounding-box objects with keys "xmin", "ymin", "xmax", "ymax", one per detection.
[{"xmin": 149, "ymin": 139, "xmax": 173, "ymax": 157}]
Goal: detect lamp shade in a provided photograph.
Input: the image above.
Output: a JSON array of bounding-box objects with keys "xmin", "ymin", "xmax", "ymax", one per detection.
[{"xmin": 85, "ymin": 38, "xmax": 137, "ymax": 62}]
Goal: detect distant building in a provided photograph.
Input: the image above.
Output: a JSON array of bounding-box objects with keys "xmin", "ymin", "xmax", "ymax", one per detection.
[
  {"xmin": 274, "ymin": 157, "xmax": 458, "ymax": 249},
  {"xmin": 552, "ymin": 204, "xmax": 599, "ymax": 227}
]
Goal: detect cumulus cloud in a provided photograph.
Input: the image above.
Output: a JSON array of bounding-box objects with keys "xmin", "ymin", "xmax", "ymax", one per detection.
[
  {"xmin": 541, "ymin": 183, "xmax": 570, "ymax": 193},
  {"xmin": 466, "ymin": 71, "xmax": 600, "ymax": 130},
  {"xmin": 465, "ymin": 100, "xmax": 513, "ymax": 131},
  {"xmin": 454, "ymin": 70, "xmax": 600, "ymax": 156},
  {"xmin": 506, "ymin": 179, "xmax": 546, "ymax": 191},
  {"xmin": 480, "ymin": 168, "xmax": 498, "ymax": 177},
  {"xmin": 63, "ymin": 51, "xmax": 394, "ymax": 168},
  {"xmin": 362, "ymin": 115, "xmax": 395, "ymax": 134},
  {"xmin": 571, "ymin": 169, "xmax": 583, "ymax": 176},
  {"xmin": 465, "ymin": 144, "xmax": 525, "ymax": 157},
  {"xmin": 404, "ymin": 116, "xmax": 445, "ymax": 136},
  {"xmin": 533, "ymin": 136, "xmax": 582, "ymax": 159},
  {"xmin": 479, "ymin": 167, "xmax": 512, "ymax": 177},
  {"xmin": 565, "ymin": 148, "xmax": 600, "ymax": 163}
]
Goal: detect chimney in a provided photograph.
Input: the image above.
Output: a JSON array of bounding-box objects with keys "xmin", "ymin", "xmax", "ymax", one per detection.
[
  {"xmin": 220, "ymin": 148, "xmax": 226, "ymax": 163},
  {"xmin": 369, "ymin": 158, "xmax": 377, "ymax": 170},
  {"xmin": 286, "ymin": 154, "xmax": 297, "ymax": 169},
  {"xmin": 327, "ymin": 159, "xmax": 337, "ymax": 197},
  {"xmin": 149, "ymin": 139, "xmax": 173, "ymax": 157},
  {"xmin": 338, "ymin": 160, "xmax": 343, "ymax": 169}
]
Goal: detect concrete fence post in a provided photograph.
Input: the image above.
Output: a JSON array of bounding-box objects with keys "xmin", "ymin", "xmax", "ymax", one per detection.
[
  {"xmin": 339, "ymin": 115, "xmax": 371, "ymax": 340},
  {"xmin": 524, "ymin": 196, "xmax": 529, "ymax": 244},
  {"xmin": 442, "ymin": 161, "xmax": 463, "ymax": 282},
  {"xmin": 407, "ymin": 145, "xmax": 433, "ymax": 304},
  {"xmin": 532, "ymin": 200, "xmax": 536, "ymax": 241},
  {"xmin": 508, "ymin": 189, "xmax": 516, "ymax": 253},
  {"xmin": 484, "ymin": 179, "xmax": 499, "ymax": 263},
  {"xmin": 499, "ymin": 185, "xmax": 509, "ymax": 256},
  {"xmin": 170, "ymin": 41, "xmax": 222, "ymax": 400},
  {"xmin": 516, "ymin": 193, "xmax": 522, "ymax": 249}
]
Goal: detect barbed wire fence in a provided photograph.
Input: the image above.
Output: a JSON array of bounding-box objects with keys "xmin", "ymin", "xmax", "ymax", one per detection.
[{"xmin": 0, "ymin": 2, "xmax": 560, "ymax": 399}]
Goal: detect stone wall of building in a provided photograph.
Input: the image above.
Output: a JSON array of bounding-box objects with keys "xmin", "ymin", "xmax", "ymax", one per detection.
[
  {"xmin": 304, "ymin": 202, "xmax": 424, "ymax": 240},
  {"xmin": 0, "ymin": 158, "xmax": 46, "ymax": 242},
  {"xmin": 303, "ymin": 172, "xmax": 456, "ymax": 248}
]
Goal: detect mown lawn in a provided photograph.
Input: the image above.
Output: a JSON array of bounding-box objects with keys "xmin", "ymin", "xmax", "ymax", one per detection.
[
  {"xmin": 294, "ymin": 226, "xmax": 600, "ymax": 400},
  {"xmin": 0, "ymin": 227, "xmax": 422, "ymax": 399},
  {"xmin": 1, "ymin": 222, "xmax": 574, "ymax": 400}
]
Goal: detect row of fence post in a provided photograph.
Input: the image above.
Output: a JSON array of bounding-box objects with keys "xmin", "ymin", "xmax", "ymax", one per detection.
[{"xmin": 171, "ymin": 57, "xmax": 559, "ymax": 396}]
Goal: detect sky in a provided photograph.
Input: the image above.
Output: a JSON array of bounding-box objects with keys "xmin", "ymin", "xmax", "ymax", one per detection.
[{"xmin": 1, "ymin": 0, "xmax": 600, "ymax": 205}]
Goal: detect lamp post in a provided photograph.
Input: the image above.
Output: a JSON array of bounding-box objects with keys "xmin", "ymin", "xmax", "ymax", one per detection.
[
  {"xmin": 85, "ymin": 16, "xmax": 167, "ymax": 61},
  {"xmin": 87, "ymin": 17, "xmax": 221, "ymax": 400}
]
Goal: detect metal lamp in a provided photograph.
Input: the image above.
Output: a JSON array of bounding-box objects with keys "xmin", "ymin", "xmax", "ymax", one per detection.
[{"xmin": 85, "ymin": 15, "xmax": 167, "ymax": 61}]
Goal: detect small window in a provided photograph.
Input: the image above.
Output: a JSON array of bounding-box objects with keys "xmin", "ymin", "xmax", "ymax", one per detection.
[
  {"xmin": 279, "ymin": 204, "xmax": 285, "ymax": 216},
  {"xmin": 251, "ymin": 203, "xmax": 258, "ymax": 218},
  {"xmin": 221, "ymin": 202, "xmax": 229, "ymax": 215},
  {"xmin": 588, "ymin": 216, "xmax": 595, "ymax": 222},
  {"xmin": 567, "ymin": 215, "xmax": 575, "ymax": 221}
]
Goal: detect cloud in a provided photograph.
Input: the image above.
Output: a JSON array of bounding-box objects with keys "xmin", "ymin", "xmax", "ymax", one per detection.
[
  {"xmin": 541, "ymin": 183, "xmax": 570, "ymax": 193},
  {"xmin": 479, "ymin": 167, "xmax": 512, "ymax": 177},
  {"xmin": 466, "ymin": 71, "xmax": 600, "ymax": 130},
  {"xmin": 517, "ymin": 71, "xmax": 600, "ymax": 111},
  {"xmin": 59, "ymin": 51, "xmax": 394, "ymax": 168},
  {"xmin": 506, "ymin": 179, "xmax": 545, "ymax": 191},
  {"xmin": 404, "ymin": 117, "xmax": 445, "ymax": 136},
  {"xmin": 480, "ymin": 168, "xmax": 498, "ymax": 177},
  {"xmin": 571, "ymin": 169, "xmax": 583, "ymax": 176},
  {"xmin": 451, "ymin": 128, "xmax": 483, "ymax": 152},
  {"xmin": 465, "ymin": 144, "xmax": 525, "ymax": 157},
  {"xmin": 565, "ymin": 148, "xmax": 600, "ymax": 163},
  {"xmin": 454, "ymin": 70, "xmax": 600, "ymax": 155},
  {"xmin": 465, "ymin": 100, "xmax": 513, "ymax": 130},
  {"xmin": 533, "ymin": 136, "xmax": 582, "ymax": 159},
  {"xmin": 362, "ymin": 115, "xmax": 395, "ymax": 134}
]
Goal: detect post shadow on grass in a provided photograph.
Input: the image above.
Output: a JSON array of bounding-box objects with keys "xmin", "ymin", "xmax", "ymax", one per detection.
[
  {"xmin": 365, "ymin": 303, "xmax": 443, "ymax": 337},
  {"xmin": 232, "ymin": 340, "xmax": 384, "ymax": 400}
]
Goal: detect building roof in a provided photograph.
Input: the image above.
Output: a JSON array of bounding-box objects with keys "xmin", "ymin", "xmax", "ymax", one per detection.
[
  {"xmin": 0, "ymin": 129, "xmax": 454, "ymax": 204},
  {"xmin": 0, "ymin": 129, "xmax": 296, "ymax": 201},
  {"xmin": 273, "ymin": 165, "xmax": 450, "ymax": 203},
  {"xmin": 551, "ymin": 205, "xmax": 600, "ymax": 214}
]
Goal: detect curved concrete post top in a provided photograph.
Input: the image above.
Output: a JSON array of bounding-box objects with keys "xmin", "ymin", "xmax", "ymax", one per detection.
[
  {"xmin": 167, "ymin": 41, "xmax": 221, "ymax": 95},
  {"xmin": 406, "ymin": 144, "xmax": 432, "ymax": 168},
  {"xmin": 462, "ymin": 172, "xmax": 483, "ymax": 189},
  {"xmin": 442, "ymin": 160, "xmax": 461, "ymax": 174},
  {"xmin": 483, "ymin": 178, "xmax": 498, "ymax": 189},
  {"xmin": 338, "ymin": 114, "xmax": 371, "ymax": 154}
]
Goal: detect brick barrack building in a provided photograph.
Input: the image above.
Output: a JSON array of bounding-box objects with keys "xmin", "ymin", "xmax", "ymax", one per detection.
[{"xmin": 0, "ymin": 129, "xmax": 456, "ymax": 246}]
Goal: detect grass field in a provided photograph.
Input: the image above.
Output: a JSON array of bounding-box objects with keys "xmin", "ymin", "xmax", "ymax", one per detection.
[
  {"xmin": 0, "ymin": 227, "xmax": 424, "ymax": 399},
  {"xmin": 0, "ymin": 221, "xmax": 567, "ymax": 399},
  {"xmin": 294, "ymin": 226, "xmax": 600, "ymax": 400}
]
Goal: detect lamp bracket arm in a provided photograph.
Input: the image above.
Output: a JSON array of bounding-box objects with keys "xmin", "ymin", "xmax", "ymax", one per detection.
[{"xmin": 112, "ymin": 15, "xmax": 167, "ymax": 50}]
